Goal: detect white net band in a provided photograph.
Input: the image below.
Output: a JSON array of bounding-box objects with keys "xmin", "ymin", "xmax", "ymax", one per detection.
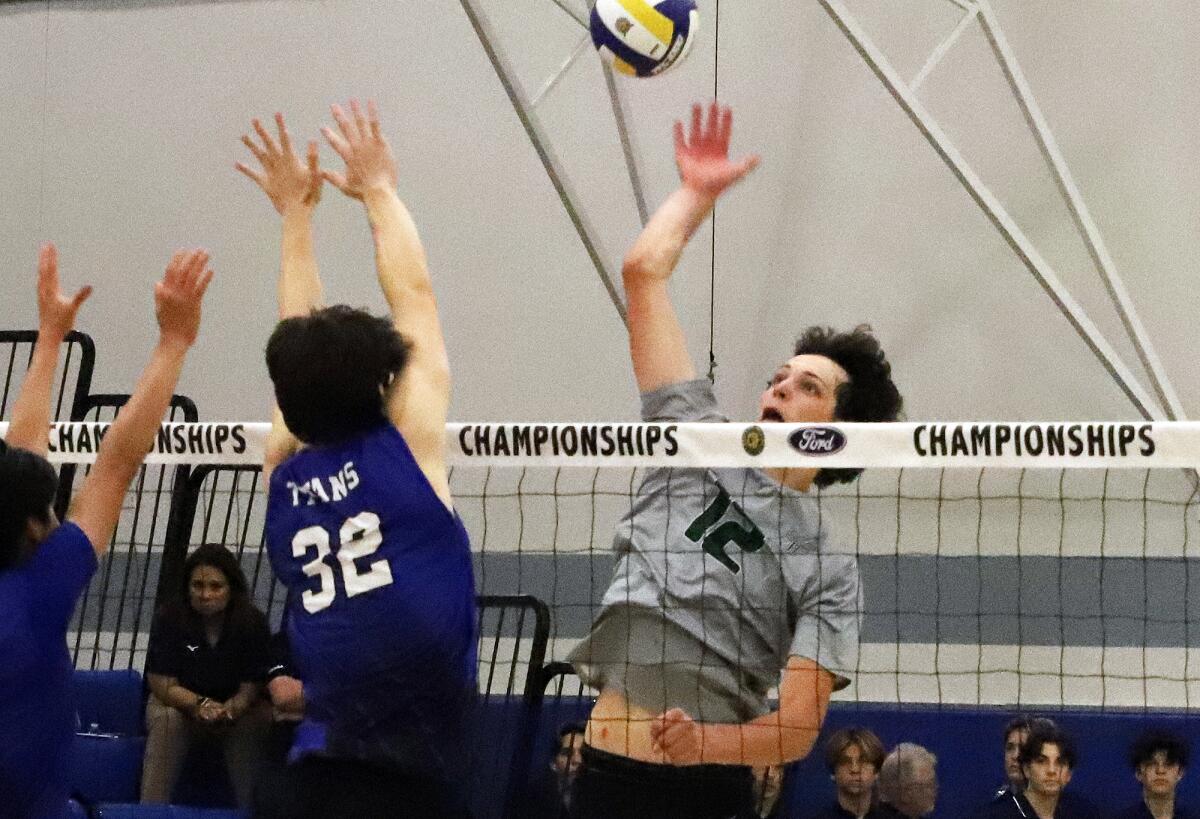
[{"xmin": 5, "ymin": 420, "xmax": 1200, "ymax": 468}]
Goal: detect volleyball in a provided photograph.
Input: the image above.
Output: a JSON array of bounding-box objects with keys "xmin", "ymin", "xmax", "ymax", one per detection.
[{"xmin": 590, "ymin": 0, "xmax": 699, "ymax": 78}]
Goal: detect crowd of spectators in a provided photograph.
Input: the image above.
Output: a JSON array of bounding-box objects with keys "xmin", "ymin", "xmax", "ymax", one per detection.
[{"xmin": 799, "ymin": 718, "xmax": 1191, "ymax": 819}]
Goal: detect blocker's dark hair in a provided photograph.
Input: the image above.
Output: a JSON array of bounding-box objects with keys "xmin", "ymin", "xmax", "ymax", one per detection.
[
  {"xmin": 266, "ymin": 305, "xmax": 411, "ymax": 445},
  {"xmin": 0, "ymin": 442, "xmax": 59, "ymax": 571},
  {"xmin": 793, "ymin": 324, "xmax": 903, "ymax": 487}
]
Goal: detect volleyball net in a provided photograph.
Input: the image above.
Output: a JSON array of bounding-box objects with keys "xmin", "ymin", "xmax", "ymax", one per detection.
[{"xmin": 15, "ymin": 417, "xmax": 1200, "ymax": 713}]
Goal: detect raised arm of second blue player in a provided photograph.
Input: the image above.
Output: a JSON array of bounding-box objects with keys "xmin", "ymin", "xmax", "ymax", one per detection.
[
  {"xmin": 5, "ymin": 245, "xmax": 92, "ymax": 455},
  {"xmin": 622, "ymin": 102, "xmax": 759, "ymax": 393},
  {"xmin": 68, "ymin": 251, "xmax": 213, "ymax": 554}
]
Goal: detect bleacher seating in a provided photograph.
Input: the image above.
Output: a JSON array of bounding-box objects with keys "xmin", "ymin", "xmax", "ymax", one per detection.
[{"xmin": 69, "ymin": 670, "xmax": 146, "ymax": 805}]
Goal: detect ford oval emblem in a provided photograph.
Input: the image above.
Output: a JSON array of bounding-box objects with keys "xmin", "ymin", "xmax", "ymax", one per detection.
[{"xmin": 788, "ymin": 427, "xmax": 846, "ymax": 456}]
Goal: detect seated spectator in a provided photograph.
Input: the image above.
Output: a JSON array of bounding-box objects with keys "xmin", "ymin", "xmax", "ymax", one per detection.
[
  {"xmin": 971, "ymin": 715, "xmax": 1100, "ymax": 819},
  {"xmin": 978, "ymin": 723, "xmax": 1094, "ymax": 819},
  {"xmin": 537, "ymin": 721, "xmax": 585, "ymax": 818},
  {"xmin": 809, "ymin": 727, "xmax": 888, "ymax": 819},
  {"xmin": 752, "ymin": 765, "xmax": 784, "ymax": 818},
  {"xmin": 1000, "ymin": 716, "xmax": 1058, "ymax": 800},
  {"xmin": 142, "ymin": 544, "xmax": 271, "ymax": 806},
  {"xmin": 876, "ymin": 743, "xmax": 937, "ymax": 819},
  {"xmin": 1117, "ymin": 730, "xmax": 1190, "ymax": 819}
]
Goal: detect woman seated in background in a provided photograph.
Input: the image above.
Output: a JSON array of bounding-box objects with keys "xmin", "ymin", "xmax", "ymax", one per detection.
[{"xmin": 141, "ymin": 543, "xmax": 272, "ymax": 806}]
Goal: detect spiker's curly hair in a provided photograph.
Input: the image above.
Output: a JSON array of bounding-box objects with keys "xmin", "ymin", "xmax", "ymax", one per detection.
[{"xmin": 793, "ymin": 324, "xmax": 903, "ymax": 487}]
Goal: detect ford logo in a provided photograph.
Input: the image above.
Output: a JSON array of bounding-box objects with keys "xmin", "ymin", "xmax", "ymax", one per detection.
[{"xmin": 788, "ymin": 427, "xmax": 846, "ymax": 456}]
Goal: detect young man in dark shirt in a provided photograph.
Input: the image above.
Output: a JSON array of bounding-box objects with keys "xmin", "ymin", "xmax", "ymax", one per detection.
[
  {"xmin": 1117, "ymin": 730, "xmax": 1190, "ymax": 819},
  {"xmin": 810, "ymin": 728, "xmax": 888, "ymax": 819},
  {"xmin": 972, "ymin": 716, "xmax": 1100, "ymax": 819},
  {"xmin": 976, "ymin": 724, "xmax": 1093, "ymax": 819}
]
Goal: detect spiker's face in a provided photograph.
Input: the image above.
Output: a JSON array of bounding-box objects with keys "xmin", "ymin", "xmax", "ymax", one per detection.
[{"xmin": 759, "ymin": 354, "xmax": 847, "ymax": 425}]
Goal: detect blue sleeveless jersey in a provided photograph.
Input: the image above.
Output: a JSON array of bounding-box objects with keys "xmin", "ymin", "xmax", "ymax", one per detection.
[{"xmin": 265, "ymin": 423, "xmax": 477, "ymax": 780}]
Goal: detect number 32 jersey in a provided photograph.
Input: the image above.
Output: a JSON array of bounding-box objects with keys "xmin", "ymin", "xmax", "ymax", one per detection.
[{"xmin": 265, "ymin": 423, "xmax": 477, "ymax": 780}]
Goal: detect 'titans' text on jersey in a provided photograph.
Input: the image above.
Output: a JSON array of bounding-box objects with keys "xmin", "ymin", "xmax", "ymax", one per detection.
[{"xmin": 286, "ymin": 460, "xmax": 361, "ymax": 506}]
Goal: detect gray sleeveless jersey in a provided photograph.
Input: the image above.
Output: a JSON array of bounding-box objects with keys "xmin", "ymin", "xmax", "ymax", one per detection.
[{"xmin": 569, "ymin": 379, "xmax": 861, "ymax": 722}]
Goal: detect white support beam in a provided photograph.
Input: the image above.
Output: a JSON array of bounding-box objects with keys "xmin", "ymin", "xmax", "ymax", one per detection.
[
  {"xmin": 974, "ymin": 0, "xmax": 1186, "ymax": 421},
  {"xmin": 818, "ymin": 0, "xmax": 1162, "ymax": 420},
  {"xmin": 459, "ymin": 0, "xmax": 627, "ymax": 326},
  {"xmin": 531, "ymin": 33, "xmax": 592, "ymax": 108},
  {"xmin": 911, "ymin": 5, "xmax": 979, "ymax": 93},
  {"xmin": 602, "ymin": 64, "xmax": 650, "ymax": 226},
  {"xmin": 547, "ymin": 0, "xmax": 589, "ymax": 29}
]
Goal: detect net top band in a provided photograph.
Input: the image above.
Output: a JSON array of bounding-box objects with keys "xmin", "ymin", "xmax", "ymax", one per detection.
[{"xmin": 5, "ymin": 420, "xmax": 1199, "ymax": 469}]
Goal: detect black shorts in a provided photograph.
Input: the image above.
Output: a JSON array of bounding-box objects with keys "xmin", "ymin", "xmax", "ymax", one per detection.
[
  {"xmin": 569, "ymin": 744, "xmax": 755, "ymax": 819},
  {"xmin": 252, "ymin": 756, "xmax": 472, "ymax": 819}
]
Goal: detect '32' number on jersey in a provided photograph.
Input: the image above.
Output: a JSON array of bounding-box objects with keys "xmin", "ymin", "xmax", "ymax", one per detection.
[{"xmin": 291, "ymin": 512, "xmax": 394, "ymax": 613}]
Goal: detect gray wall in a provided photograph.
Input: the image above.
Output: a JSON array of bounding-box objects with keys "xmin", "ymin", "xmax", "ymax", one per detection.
[{"xmin": 2, "ymin": 0, "xmax": 1196, "ymax": 425}]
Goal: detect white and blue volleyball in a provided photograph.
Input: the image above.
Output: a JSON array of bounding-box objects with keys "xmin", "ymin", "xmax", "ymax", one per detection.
[{"xmin": 590, "ymin": 0, "xmax": 699, "ymax": 78}]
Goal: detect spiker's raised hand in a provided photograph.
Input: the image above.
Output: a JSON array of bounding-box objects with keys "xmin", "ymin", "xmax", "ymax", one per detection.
[{"xmin": 674, "ymin": 102, "xmax": 760, "ymax": 201}]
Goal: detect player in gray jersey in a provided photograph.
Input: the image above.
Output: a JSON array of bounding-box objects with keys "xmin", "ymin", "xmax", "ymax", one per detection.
[{"xmin": 566, "ymin": 102, "xmax": 903, "ymax": 819}]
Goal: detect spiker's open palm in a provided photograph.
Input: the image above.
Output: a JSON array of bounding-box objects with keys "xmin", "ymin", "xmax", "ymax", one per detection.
[
  {"xmin": 321, "ymin": 99, "xmax": 398, "ymax": 200},
  {"xmin": 237, "ymin": 113, "xmax": 323, "ymax": 215},
  {"xmin": 37, "ymin": 244, "xmax": 92, "ymax": 339},
  {"xmin": 674, "ymin": 102, "xmax": 760, "ymax": 201},
  {"xmin": 155, "ymin": 249, "xmax": 214, "ymax": 348}
]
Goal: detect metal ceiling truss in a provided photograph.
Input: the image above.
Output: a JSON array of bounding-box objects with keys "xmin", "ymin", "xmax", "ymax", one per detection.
[
  {"xmin": 821, "ymin": 0, "xmax": 1183, "ymax": 422},
  {"xmin": 458, "ymin": 0, "xmax": 653, "ymax": 327}
]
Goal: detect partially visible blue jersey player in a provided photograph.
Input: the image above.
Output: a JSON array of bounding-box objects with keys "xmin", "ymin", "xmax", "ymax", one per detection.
[{"xmin": 240, "ymin": 101, "xmax": 475, "ymax": 819}]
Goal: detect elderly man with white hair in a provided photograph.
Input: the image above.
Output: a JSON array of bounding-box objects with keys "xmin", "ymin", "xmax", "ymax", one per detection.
[{"xmin": 876, "ymin": 743, "xmax": 938, "ymax": 819}]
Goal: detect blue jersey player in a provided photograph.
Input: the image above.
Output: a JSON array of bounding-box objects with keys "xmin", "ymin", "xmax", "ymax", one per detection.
[
  {"xmin": 239, "ymin": 102, "xmax": 476, "ymax": 818},
  {"xmin": 1, "ymin": 246, "xmax": 213, "ymax": 818}
]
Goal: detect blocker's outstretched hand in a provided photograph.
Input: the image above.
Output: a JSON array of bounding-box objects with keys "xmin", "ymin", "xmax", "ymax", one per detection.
[
  {"xmin": 321, "ymin": 99, "xmax": 398, "ymax": 200},
  {"xmin": 237, "ymin": 113, "xmax": 323, "ymax": 216},
  {"xmin": 675, "ymin": 101, "xmax": 760, "ymax": 201},
  {"xmin": 155, "ymin": 249, "xmax": 214, "ymax": 349},
  {"xmin": 37, "ymin": 243, "xmax": 92, "ymax": 341}
]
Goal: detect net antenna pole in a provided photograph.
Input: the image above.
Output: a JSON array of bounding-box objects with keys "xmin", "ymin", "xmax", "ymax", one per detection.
[
  {"xmin": 974, "ymin": 0, "xmax": 1186, "ymax": 421},
  {"xmin": 458, "ymin": 0, "xmax": 628, "ymax": 326},
  {"xmin": 818, "ymin": 0, "xmax": 1162, "ymax": 421}
]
